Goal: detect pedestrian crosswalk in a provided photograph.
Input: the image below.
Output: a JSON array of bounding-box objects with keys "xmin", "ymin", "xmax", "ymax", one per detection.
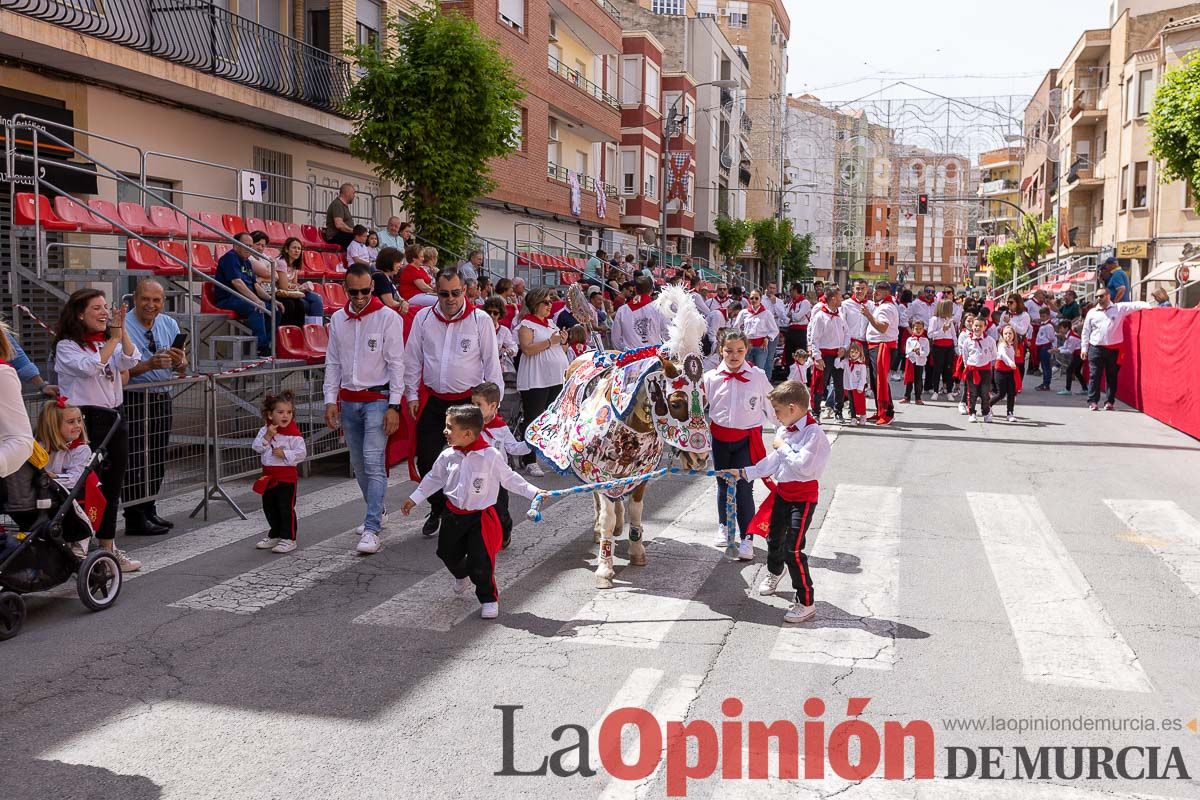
[{"xmin": 1104, "ymin": 499, "xmax": 1200, "ymax": 601}]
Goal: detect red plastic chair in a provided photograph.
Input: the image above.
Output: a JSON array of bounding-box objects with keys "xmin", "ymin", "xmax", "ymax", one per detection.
[
  {"xmin": 301, "ymin": 224, "xmax": 338, "ymax": 252},
  {"xmin": 87, "ymin": 199, "xmax": 123, "ymax": 231},
  {"xmin": 322, "ymin": 251, "xmax": 346, "ymax": 278},
  {"xmin": 126, "ymin": 240, "xmax": 167, "ymax": 271},
  {"xmin": 300, "ymin": 250, "xmax": 327, "ymax": 280},
  {"xmin": 221, "ymin": 214, "xmax": 247, "ymax": 238},
  {"xmin": 245, "ymin": 216, "xmax": 269, "ymax": 237},
  {"xmin": 264, "ymin": 219, "xmax": 287, "ymax": 246},
  {"xmin": 149, "ymin": 205, "xmax": 186, "ymax": 237},
  {"xmin": 303, "ymin": 323, "xmax": 329, "ymax": 355},
  {"xmin": 155, "ymin": 241, "xmax": 191, "ymax": 276},
  {"xmin": 15, "ymin": 193, "xmax": 77, "ymax": 230},
  {"xmin": 118, "ymin": 202, "xmax": 170, "ymax": 237},
  {"xmin": 201, "ymin": 282, "xmax": 237, "ymax": 319},
  {"xmin": 283, "ymin": 222, "xmax": 305, "ymax": 243},
  {"xmin": 322, "ymin": 282, "xmax": 347, "ymax": 313},
  {"xmin": 189, "ymin": 243, "xmax": 218, "ymax": 275},
  {"xmin": 277, "ymin": 325, "xmax": 320, "ymax": 363},
  {"xmin": 190, "ymin": 211, "xmax": 224, "ymax": 241},
  {"xmin": 54, "ymin": 196, "xmax": 112, "ymax": 233},
  {"xmin": 264, "ymin": 247, "xmax": 281, "ymax": 261}
]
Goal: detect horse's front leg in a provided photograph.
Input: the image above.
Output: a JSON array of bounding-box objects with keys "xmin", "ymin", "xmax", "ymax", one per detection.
[
  {"xmin": 627, "ymin": 483, "xmax": 647, "ymax": 567},
  {"xmin": 595, "ymin": 494, "xmax": 617, "ymax": 589}
]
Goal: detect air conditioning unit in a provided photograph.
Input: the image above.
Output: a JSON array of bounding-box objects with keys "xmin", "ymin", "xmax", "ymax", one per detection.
[{"xmin": 548, "ymin": 18, "xmax": 558, "ymax": 43}]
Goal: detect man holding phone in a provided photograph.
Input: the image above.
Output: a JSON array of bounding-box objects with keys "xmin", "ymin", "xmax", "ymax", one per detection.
[{"xmin": 124, "ymin": 278, "xmax": 189, "ymax": 535}]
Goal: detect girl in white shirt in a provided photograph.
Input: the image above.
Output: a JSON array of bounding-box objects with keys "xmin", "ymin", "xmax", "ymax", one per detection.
[
  {"xmin": 926, "ymin": 300, "xmax": 957, "ymax": 400},
  {"xmin": 35, "ymin": 397, "xmax": 96, "ymax": 558},
  {"xmin": 516, "ymin": 287, "xmax": 569, "ymax": 476},
  {"xmin": 54, "ymin": 289, "xmax": 142, "ymax": 572},
  {"xmin": 252, "ymin": 391, "xmax": 307, "ymax": 554},
  {"xmin": 1001, "ymin": 293, "xmax": 1032, "ymax": 377}
]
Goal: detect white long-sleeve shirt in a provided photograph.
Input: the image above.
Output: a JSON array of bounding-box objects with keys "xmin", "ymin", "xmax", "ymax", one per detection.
[
  {"xmin": 927, "ymin": 316, "xmax": 957, "ymax": 344},
  {"xmin": 733, "ymin": 307, "xmax": 780, "ymax": 344},
  {"xmin": 703, "ymin": 363, "xmax": 776, "ymax": 429},
  {"xmin": 1005, "ymin": 310, "xmax": 1032, "ymax": 338},
  {"xmin": 252, "ymin": 426, "xmax": 307, "ymax": 467},
  {"xmin": 908, "ymin": 298, "xmax": 935, "ymax": 327},
  {"xmin": 47, "ymin": 443, "xmax": 90, "ymax": 491},
  {"xmin": 766, "ymin": 296, "xmax": 789, "ymax": 327},
  {"xmin": 1058, "ymin": 332, "xmax": 1082, "ymax": 356},
  {"xmin": 866, "ymin": 300, "xmax": 900, "ymax": 344},
  {"xmin": 785, "ymin": 298, "xmax": 812, "ymax": 329},
  {"xmin": 410, "ymin": 444, "xmax": 539, "ymax": 511},
  {"xmin": 905, "ymin": 335, "xmax": 930, "ymax": 366},
  {"xmin": 807, "ymin": 306, "xmax": 850, "ymax": 353},
  {"xmin": 0, "ymin": 366, "xmax": 34, "ymax": 478},
  {"xmin": 404, "ymin": 304, "xmax": 502, "ymax": 401},
  {"xmin": 54, "ymin": 339, "xmax": 141, "ymax": 409},
  {"xmin": 962, "ymin": 335, "xmax": 997, "ymax": 367},
  {"xmin": 481, "ymin": 420, "xmax": 531, "ymax": 457},
  {"xmin": 323, "ymin": 303, "xmax": 407, "ymax": 405},
  {"xmin": 842, "ymin": 297, "xmax": 872, "ymax": 341},
  {"xmin": 1035, "ymin": 322, "xmax": 1056, "ymax": 348},
  {"xmin": 611, "ymin": 297, "xmax": 668, "ymax": 351},
  {"xmin": 743, "ymin": 414, "xmax": 831, "ymax": 487},
  {"xmin": 843, "ymin": 360, "xmax": 870, "ymax": 392},
  {"xmin": 1080, "ymin": 302, "xmax": 1151, "ymax": 352}
]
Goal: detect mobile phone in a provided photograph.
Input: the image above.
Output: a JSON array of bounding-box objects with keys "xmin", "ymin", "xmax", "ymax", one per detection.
[{"xmin": 171, "ymin": 332, "xmax": 190, "ymax": 350}]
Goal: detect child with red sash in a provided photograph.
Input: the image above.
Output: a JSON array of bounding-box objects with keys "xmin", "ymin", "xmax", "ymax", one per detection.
[
  {"xmin": 252, "ymin": 391, "xmax": 307, "ymax": 553},
  {"xmin": 901, "ymin": 319, "xmax": 929, "ymax": 404},
  {"xmin": 730, "ymin": 380, "xmax": 831, "ymax": 625},
  {"xmin": 842, "ymin": 342, "xmax": 870, "ymax": 425},
  {"xmin": 471, "ymin": 381, "xmax": 530, "ymax": 550},
  {"xmin": 993, "ymin": 325, "xmax": 1022, "ymax": 422},
  {"xmin": 36, "ymin": 396, "xmax": 105, "ymax": 559},
  {"xmin": 702, "ymin": 330, "xmax": 776, "ymax": 562},
  {"xmin": 402, "ymin": 405, "xmax": 542, "ymax": 620},
  {"xmin": 1034, "ymin": 307, "xmax": 1056, "ymax": 390},
  {"xmin": 1054, "ymin": 320, "xmax": 1085, "ymax": 396},
  {"xmin": 961, "ymin": 318, "xmax": 997, "ymax": 423},
  {"xmin": 953, "ymin": 313, "xmax": 976, "ymax": 414},
  {"xmin": 787, "ymin": 348, "xmax": 812, "ymax": 388}
]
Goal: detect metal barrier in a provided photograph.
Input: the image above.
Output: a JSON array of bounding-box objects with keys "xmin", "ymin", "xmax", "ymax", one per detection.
[{"xmin": 120, "ymin": 376, "xmax": 209, "ymax": 508}]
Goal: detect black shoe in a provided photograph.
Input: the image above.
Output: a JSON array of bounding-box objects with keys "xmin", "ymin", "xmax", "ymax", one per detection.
[
  {"xmin": 146, "ymin": 513, "xmax": 175, "ymax": 530},
  {"xmin": 421, "ymin": 514, "xmax": 440, "ymax": 538},
  {"xmin": 502, "ymin": 531, "xmax": 512, "ymax": 549},
  {"xmin": 125, "ymin": 519, "xmax": 170, "ymax": 536}
]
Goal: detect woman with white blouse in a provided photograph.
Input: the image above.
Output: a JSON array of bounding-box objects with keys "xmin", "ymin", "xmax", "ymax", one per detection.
[
  {"xmin": 516, "ymin": 287, "xmax": 569, "ymax": 476},
  {"xmin": 733, "ymin": 291, "xmax": 781, "ymax": 374},
  {"xmin": 0, "ymin": 322, "xmax": 35, "ymax": 478},
  {"xmin": 54, "ymin": 289, "xmax": 143, "ymax": 571}
]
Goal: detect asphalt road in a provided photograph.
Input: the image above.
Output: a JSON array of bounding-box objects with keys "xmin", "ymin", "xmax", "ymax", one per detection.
[{"xmin": 2, "ymin": 387, "xmax": 1199, "ymax": 800}]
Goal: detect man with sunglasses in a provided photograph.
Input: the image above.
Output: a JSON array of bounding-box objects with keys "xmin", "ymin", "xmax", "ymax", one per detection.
[
  {"xmin": 405, "ymin": 267, "xmax": 503, "ymax": 537},
  {"xmin": 1080, "ymin": 287, "xmax": 1151, "ymax": 411},
  {"xmin": 324, "ymin": 264, "xmax": 407, "ymax": 555}
]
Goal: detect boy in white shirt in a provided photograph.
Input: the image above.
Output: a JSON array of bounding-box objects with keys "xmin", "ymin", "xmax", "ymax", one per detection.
[
  {"xmin": 901, "ymin": 319, "xmax": 930, "ymax": 404},
  {"xmin": 471, "ymin": 381, "xmax": 531, "ymax": 549},
  {"xmin": 345, "ymin": 225, "xmax": 374, "ymax": 267},
  {"xmin": 1054, "ymin": 320, "xmax": 1085, "ymax": 396},
  {"xmin": 730, "ymin": 380, "xmax": 831, "ymax": 625},
  {"xmin": 1034, "ymin": 306, "xmax": 1056, "ymax": 391}
]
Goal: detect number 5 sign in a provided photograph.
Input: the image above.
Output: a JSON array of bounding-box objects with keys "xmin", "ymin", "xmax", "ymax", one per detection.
[{"xmin": 240, "ymin": 171, "xmax": 264, "ymax": 202}]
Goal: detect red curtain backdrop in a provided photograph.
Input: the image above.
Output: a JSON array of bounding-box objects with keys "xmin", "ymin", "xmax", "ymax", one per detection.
[{"xmin": 1117, "ymin": 308, "xmax": 1200, "ymax": 440}]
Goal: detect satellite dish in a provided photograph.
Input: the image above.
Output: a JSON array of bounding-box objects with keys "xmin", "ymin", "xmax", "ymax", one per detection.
[
  {"xmin": 720, "ymin": 152, "xmax": 733, "ymax": 170},
  {"xmin": 640, "ymin": 227, "xmax": 657, "ymax": 245}
]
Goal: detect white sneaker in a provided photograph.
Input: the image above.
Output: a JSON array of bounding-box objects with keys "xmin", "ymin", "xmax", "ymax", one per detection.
[
  {"xmin": 929, "ymin": 391, "xmax": 939, "ymax": 401},
  {"xmin": 526, "ymin": 462, "xmax": 545, "ymax": 478},
  {"xmin": 1006, "ymin": 414, "xmax": 1016, "ymax": 423},
  {"xmin": 737, "ymin": 537, "xmax": 755, "ymax": 561},
  {"xmin": 822, "ymin": 407, "xmax": 835, "ymax": 419},
  {"xmin": 69, "ymin": 539, "xmax": 89, "ymax": 559},
  {"xmin": 255, "ymin": 537, "xmax": 278, "ymax": 549},
  {"xmin": 854, "ymin": 417, "xmax": 865, "ymax": 426},
  {"xmin": 113, "ymin": 548, "xmax": 141, "ymax": 572},
  {"xmin": 713, "ymin": 526, "xmax": 732, "ymax": 547},
  {"xmin": 958, "ymin": 402, "xmax": 968, "ymax": 415},
  {"xmin": 984, "ymin": 413, "xmax": 994, "ymax": 423},
  {"xmin": 356, "ymin": 512, "xmax": 388, "ymax": 535},
  {"xmin": 968, "ymin": 414, "xmax": 978, "ymax": 423},
  {"xmin": 271, "ymin": 539, "xmax": 297, "ymax": 554},
  {"xmin": 453, "ymin": 576, "xmax": 472, "ymax": 595},
  {"xmin": 356, "ymin": 531, "xmax": 381, "ymax": 554},
  {"xmin": 480, "ymin": 601, "xmax": 499, "ymax": 619},
  {"xmin": 759, "ymin": 571, "xmax": 784, "ymax": 595},
  {"xmin": 784, "ymin": 602, "xmax": 817, "ymax": 624}
]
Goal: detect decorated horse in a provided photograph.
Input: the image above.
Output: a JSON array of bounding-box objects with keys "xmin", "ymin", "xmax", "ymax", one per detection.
[{"xmin": 526, "ymin": 286, "xmax": 711, "ymax": 588}]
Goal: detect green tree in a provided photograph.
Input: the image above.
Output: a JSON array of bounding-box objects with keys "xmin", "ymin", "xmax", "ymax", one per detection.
[
  {"xmin": 344, "ymin": 9, "xmax": 525, "ymax": 256},
  {"xmin": 751, "ymin": 217, "xmax": 794, "ymax": 281},
  {"xmin": 985, "ymin": 213, "xmax": 1055, "ymax": 287},
  {"xmin": 1149, "ymin": 51, "xmax": 1200, "ymax": 213},
  {"xmin": 714, "ymin": 215, "xmax": 753, "ymax": 267},
  {"xmin": 986, "ymin": 240, "xmax": 1019, "ymax": 286},
  {"xmin": 782, "ymin": 232, "xmax": 814, "ymax": 285}
]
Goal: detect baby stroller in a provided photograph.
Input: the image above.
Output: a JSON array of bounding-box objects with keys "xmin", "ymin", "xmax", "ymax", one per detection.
[{"xmin": 0, "ymin": 411, "xmax": 123, "ymax": 640}]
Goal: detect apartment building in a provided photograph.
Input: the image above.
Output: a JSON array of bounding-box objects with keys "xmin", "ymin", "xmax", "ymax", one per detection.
[
  {"xmin": 783, "ymin": 94, "xmax": 837, "ymax": 277},
  {"xmin": 1019, "ymin": 69, "xmax": 1059, "ymax": 227},
  {"xmin": 977, "ymin": 147, "xmax": 1025, "ymax": 237}
]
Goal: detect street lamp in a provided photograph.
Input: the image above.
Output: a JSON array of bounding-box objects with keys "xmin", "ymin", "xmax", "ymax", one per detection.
[
  {"xmin": 1004, "ymin": 131, "xmax": 1062, "ymax": 293},
  {"xmin": 661, "ymin": 79, "xmax": 738, "ymax": 272}
]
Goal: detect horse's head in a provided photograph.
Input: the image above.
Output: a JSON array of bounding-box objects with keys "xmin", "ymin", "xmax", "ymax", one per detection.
[{"xmin": 645, "ymin": 353, "xmax": 711, "ymax": 471}]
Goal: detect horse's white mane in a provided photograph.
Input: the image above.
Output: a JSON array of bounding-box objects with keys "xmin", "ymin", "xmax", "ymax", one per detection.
[{"xmin": 654, "ymin": 284, "xmax": 705, "ymax": 360}]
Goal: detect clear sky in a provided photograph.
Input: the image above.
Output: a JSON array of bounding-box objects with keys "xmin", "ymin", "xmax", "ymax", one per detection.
[{"xmin": 785, "ymin": 0, "xmax": 1111, "ymax": 102}]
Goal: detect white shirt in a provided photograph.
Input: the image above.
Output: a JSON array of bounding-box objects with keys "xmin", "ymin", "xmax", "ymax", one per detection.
[
  {"xmin": 766, "ymin": 296, "xmax": 788, "ymax": 327},
  {"xmin": 516, "ymin": 318, "xmax": 570, "ymax": 391},
  {"xmin": 611, "ymin": 297, "xmax": 667, "ymax": 351},
  {"xmin": 54, "ymin": 339, "xmax": 141, "ymax": 409},
  {"xmin": 706, "ymin": 296, "xmax": 731, "ymax": 315},
  {"xmin": 842, "ymin": 297, "xmax": 872, "ymax": 341},
  {"xmin": 806, "ymin": 306, "xmax": 850, "ymax": 353},
  {"xmin": 866, "ymin": 300, "xmax": 900, "ymax": 345},
  {"xmin": 843, "ymin": 360, "xmax": 870, "ymax": 392},
  {"xmin": 905, "ymin": 335, "xmax": 930, "ymax": 366},
  {"xmin": 743, "ymin": 414, "xmax": 831, "ymax": 486},
  {"xmin": 897, "ymin": 302, "xmax": 911, "ymax": 329},
  {"xmin": 1025, "ymin": 299, "xmax": 1047, "ymax": 320},
  {"xmin": 928, "ymin": 316, "xmax": 957, "ymax": 344},
  {"xmin": 733, "ymin": 307, "xmax": 780, "ymax": 343},
  {"xmin": 404, "ymin": 305, "xmax": 502, "ymax": 402},
  {"xmin": 0, "ymin": 366, "xmax": 34, "ymax": 478},
  {"xmin": 252, "ymin": 427, "xmax": 307, "ymax": 467},
  {"xmin": 482, "ymin": 421, "xmax": 531, "ymax": 457},
  {"xmin": 787, "ymin": 362, "xmax": 809, "ymax": 385},
  {"xmin": 962, "ymin": 335, "xmax": 997, "ymax": 367},
  {"xmin": 908, "ymin": 298, "xmax": 935, "ymax": 327},
  {"xmin": 410, "ymin": 444, "xmax": 539, "ymax": 511},
  {"xmin": 1059, "ymin": 332, "xmax": 1082, "ymax": 355},
  {"xmin": 702, "ymin": 363, "xmax": 776, "ymax": 429},
  {"xmin": 785, "ymin": 298, "xmax": 812, "ymax": 328},
  {"xmin": 48, "ymin": 443, "xmax": 91, "ymax": 491},
  {"xmin": 951, "ymin": 303, "xmax": 964, "ymax": 325},
  {"xmin": 1005, "ymin": 310, "xmax": 1032, "ymax": 338},
  {"xmin": 346, "ymin": 240, "xmax": 374, "ymax": 266},
  {"xmin": 1080, "ymin": 301, "xmax": 1151, "ymax": 352},
  {"xmin": 996, "ymin": 340, "xmax": 1020, "ymax": 370},
  {"xmin": 1035, "ymin": 323, "xmax": 1056, "ymax": 348},
  {"xmin": 323, "ymin": 304, "xmax": 407, "ymax": 405}
]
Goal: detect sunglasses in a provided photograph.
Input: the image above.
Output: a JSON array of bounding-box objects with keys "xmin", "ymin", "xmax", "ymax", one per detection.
[
  {"xmin": 438, "ymin": 289, "xmax": 465, "ymax": 298},
  {"xmin": 345, "ymin": 287, "xmax": 373, "ymax": 297}
]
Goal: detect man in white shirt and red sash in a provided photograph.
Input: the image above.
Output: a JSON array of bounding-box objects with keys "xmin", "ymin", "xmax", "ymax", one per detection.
[
  {"xmin": 324, "ymin": 264, "xmax": 407, "ymax": 554},
  {"xmin": 1080, "ymin": 287, "xmax": 1151, "ymax": 411},
  {"xmin": 865, "ymin": 281, "xmax": 899, "ymax": 426},
  {"xmin": 783, "ymin": 283, "xmax": 811, "ymax": 370},
  {"xmin": 405, "ymin": 267, "xmax": 504, "ymax": 536},
  {"xmin": 842, "ymin": 279, "xmax": 874, "ymax": 392},
  {"xmin": 610, "ymin": 275, "xmax": 667, "ymax": 351}
]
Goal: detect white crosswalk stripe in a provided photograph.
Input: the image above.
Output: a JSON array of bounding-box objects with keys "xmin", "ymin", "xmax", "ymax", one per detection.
[
  {"xmin": 1104, "ymin": 499, "xmax": 1200, "ymax": 601},
  {"xmin": 769, "ymin": 484, "xmax": 902, "ymax": 669},
  {"xmin": 557, "ymin": 667, "xmax": 665, "ymax": 775},
  {"xmin": 967, "ymin": 492, "xmax": 1152, "ymax": 693}
]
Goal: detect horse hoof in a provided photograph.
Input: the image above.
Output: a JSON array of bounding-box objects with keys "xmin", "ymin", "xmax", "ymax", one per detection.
[
  {"xmin": 629, "ymin": 554, "xmax": 646, "ymax": 567},
  {"xmin": 595, "ymin": 575, "xmax": 613, "ymax": 589}
]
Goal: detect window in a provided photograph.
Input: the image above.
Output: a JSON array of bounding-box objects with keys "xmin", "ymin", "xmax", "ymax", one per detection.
[
  {"xmin": 1124, "ymin": 77, "xmax": 1136, "ymax": 121},
  {"xmin": 645, "ymin": 152, "xmax": 659, "ymax": 198},
  {"xmin": 605, "ymin": 143, "xmax": 618, "ymax": 187},
  {"xmin": 664, "ymin": 91, "xmax": 681, "ymax": 133},
  {"xmin": 507, "ymin": 107, "xmax": 526, "ymax": 152},
  {"xmin": 620, "ymin": 149, "xmax": 638, "ymax": 196},
  {"xmin": 575, "ymin": 150, "xmax": 588, "ymax": 178},
  {"xmin": 621, "ymin": 57, "xmax": 640, "ymax": 105},
  {"xmin": 1120, "ymin": 165, "xmax": 1129, "ymax": 210},
  {"xmin": 1133, "ymin": 161, "xmax": 1148, "ymax": 208},
  {"xmin": 498, "ymin": 0, "xmax": 524, "ymax": 32},
  {"xmin": 547, "ymin": 118, "xmax": 561, "ymax": 167},
  {"xmin": 355, "ymin": 0, "xmax": 380, "ymax": 49},
  {"xmin": 651, "ymin": 0, "xmax": 683, "ymax": 14},
  {"xmin": 1136, "ymin": 69, "xmax": 1155, "ymax": 117},
  {"xmin": 252, "ymin": 146, "xmax": 293, "ymax": 221},
  {"xmin": 683, "ymin": 97, "xmax": 695, "ymax": 137},
  {"xmin": 726, "ymin": 1, "xmax": 748, "ymax": 27},
  {"xmin": 697, "ymin": 0, "xmax": 717, "ymax": 14},
  {"xmin": 645, "ymin": 62, "xmax": 660, "ymax": 111}
]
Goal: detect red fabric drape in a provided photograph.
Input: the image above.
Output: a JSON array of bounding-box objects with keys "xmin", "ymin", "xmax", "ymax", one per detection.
[{"xmin": 1116, "ymin": 307, "xmax": 1200, "ymax": 440}]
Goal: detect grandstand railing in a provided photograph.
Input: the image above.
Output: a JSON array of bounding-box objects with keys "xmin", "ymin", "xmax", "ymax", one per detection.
[{"xmin": 2, "ymin": 0, "xmax": 350, "ymax": 114}]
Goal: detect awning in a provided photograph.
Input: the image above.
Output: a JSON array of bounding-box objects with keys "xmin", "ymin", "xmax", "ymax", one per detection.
[{"xmin": 1020, "ymin": 175, "xmax": 1033, "ymax": 192}]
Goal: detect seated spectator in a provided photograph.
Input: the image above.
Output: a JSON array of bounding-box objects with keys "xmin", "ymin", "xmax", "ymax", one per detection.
[
  {"xmin": 512, "ymin": 277, "xmax": 527, "ymax": 311},
  {"xmin": 586, "ymin": 285, "xmax": 610, "ymax": 334},
  {"xmin": 477, "ymin": 274, "xmax": 492, "ymax": 299},
  {"xmin": 372, "ymin": 247, "xmax": 407, "ymax": 312},
  {"xmin": 458, "ymin": 249, "xmax": 483, "ymax": 283},
  {"xmin": 1152, "ymin": 287, "xmax": 1172, "ymax": 307},
  {"xmin": 215, "ymin": 232, "xmax": 274, "ymax": 356},
  {"xmin": 276, "ymin": 237, "xmax": 325, "ymax": 326},
  {"xmin": 376, "ymin": 216, "xmax": 405, "ymax": 251},
  {"xmin": 248, "ymin": 230, "xmax": 275, "ymax": 287},
  {"xmin": 323, "ymin": 183, "xmax": 356, "ymax": 250},
  {"xmin": 5, "ymin": 332, "xmax": 58, "ymax": 397},
  {"xmin": 396, "ymin": 243, "xmax": 435, "ymax": 305},
  {"xmin": 346, "ymin": 225, "xmax": 373, "ymax": 268},
  {"xmin": 366, "ymin": 231, "xmax": 380, "ymax": 266}
]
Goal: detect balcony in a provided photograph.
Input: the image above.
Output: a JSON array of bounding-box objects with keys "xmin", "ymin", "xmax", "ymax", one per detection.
[
  {"xmin": 1064, "ymin": 156, "xmax": 1104, "ymax": 194},
  {"xmin": 593, "ymin": 0, "xmax": 621, "ymax": 22},
  {"xmin": 2, "ymin": 0, "xmax": 351, "ymax": 113},
  {"xmin": 1063, "ymin": 87, "xmax": 1106, "ymax": 124},
  {"xmin": 547, "ymin": 161, "xmax": 618, "ymax": 196},
  {"xmin": 548, "ymin": 54, "xmax": 619, "ymax": 111},
  {"xmin": 979, "ymin": 178, "xmax": 1019, "ymax": 197}
]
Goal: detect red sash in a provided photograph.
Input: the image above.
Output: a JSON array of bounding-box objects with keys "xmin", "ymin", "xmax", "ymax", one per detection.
[
  {"xmin": 749, "ymin": 337, "xmax": 767, "ymax": 347},
  {"xmin": 446, "ymin": 501, "xmax": 503, "ymax": 567},
  {"xmin": 995, "ymin": 360, "xmax": 1023, "ymax": 393},
  {"xmin": 952, "ymin": 355, "xmax": 965, "ymax": 380},
  {"xmin": 902, "ymin": 335, "xmax": 927, "ymax": 384},
  {"xmin": 746, "ymin": 415, "xmax": 817, "ymax": 538},
  {"xmin": 253, "ymin": 465, "xmax": 299, "ymax": 494}
]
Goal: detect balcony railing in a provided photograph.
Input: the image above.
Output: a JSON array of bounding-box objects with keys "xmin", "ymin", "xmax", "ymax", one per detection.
[
  {"xmin": 3, "ymin": 0, "xmax": 351, "ymax": 113},
  {"xmin": 547, "ymin": 161, "xmax": 618, "ymax": 197},
  {"xmin": 979, "ymin": 178, "xmax": 1019, "ymax": 196},
  {"xmin": 547, "ymin": 54, "xmax": 619, "ymax": 110},
  {"xmin": 594, "ymin": 0, "xmax": 621, "ymax": 22},
  {"xmin": 740, "ymin": 114, "xmax": 752, "ymax": 134}
]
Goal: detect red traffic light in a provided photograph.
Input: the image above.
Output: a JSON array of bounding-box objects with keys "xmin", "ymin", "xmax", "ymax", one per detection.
[{"xmin": 917, "ymin": 194, "xmax": 929, "ymax": 214}]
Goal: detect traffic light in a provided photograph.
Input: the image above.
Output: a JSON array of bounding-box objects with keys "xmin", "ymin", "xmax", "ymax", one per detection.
[{"xmin": 917, "ymin": 194, "xmax": 929, "ymax": 215}]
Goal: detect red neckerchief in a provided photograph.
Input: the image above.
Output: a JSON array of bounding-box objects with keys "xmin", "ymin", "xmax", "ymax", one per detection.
[
  {"xmin": 789, "ymin": 298, "xmax": 802, "ymax": 311},
  {"xmin": 722, "ymin": 368, "xmax": 750, "ymax": 383},
  {"xmin": 345, "ymin": 296, "xmax": 384, "ymax": 320},
  {"xmin": 749, "ymin": 305, "xmax": 766, "ymax": 316},
  {"xmin": 273, "ymin": 420, "xmax": 302, "ymax": 436},
  {"xmin": 523, "ymin": 315, "xmax": 551, "ymax": 328},
  {"xmin": 484, "ymin": 415, "xmax": 507, "ymax": 430},
  {"xmin": 820, "ymin": 305, "xmax": 839, "ymax": 317},
  {"xmin": 627, "ymin": 294, "xmax": 653, "ymax": 311},
  {"xmin": 67, "ymin": 436, "xmax": 88, "ymax": 450},
  {"xmin": 432, "ymin": 302, "xmax": 472, "ymax": 325},
  {"xmin": 1066, "ymin": 332, "xmax": 1080, "ymax": 341},
  {"xmin": 454, "ymin": 436, "xmax": 490, "ymax": 454},
  {"xmin": 909, "ymin": 332, "xmax": 928, "ymax": 341},
  {"xmin": 785, "ymin": 414, "xmax": 817, "ymax": 432},
  {"xmin": 877, "ymin": 294, "xmax": 895, "ymax": 306},
  {"xmin": 82, "ymin": 332, "xmax": 106, "ymax": 352}
]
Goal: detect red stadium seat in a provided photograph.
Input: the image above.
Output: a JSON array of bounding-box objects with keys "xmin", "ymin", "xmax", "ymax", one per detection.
[
  {"xmin": 15, "ymin": 193, "xmax": 77, "ymax": 230},
  {"xmin": 190, "ymin": 211, "xmax": 224, "ymax": 241},
  {"xmin": 126, "ymin": 240, "xmax": 167, "ymax": 272},
  {"xmin": 214, "ymin": 243, "xmax": 233, "ymax": 261},
  {"xmin": 264, "ymin": 219, "xmax": 287, "ymax": 246},
  {"xmin": 245, "ymin": 217, "xmax": 269, "ymax": 238},
  {"xmin": 560, "ymin": 271, "xmax": 578, "ymax": 286},
  {"xmin": 189, "ymin": 243, "xmax": 218, "ymax": 275},
  {"xmin": 54, "ymin": 196, "xmax": 112, "ymax": 233},
  {"xmin": 201, "ymin": 282, "xmax": 237, "ymax": 319},
  {"xmin": 301, "ymin": 224, "xmax": 338, "ymax": 252},
  {"xmin": 322, "ymin": 251, "xmax": 346, "ymax": 278},
  {"xmin": 118, "ymin": 202, "xmax": 170, "ymax": 237},
  {"xmin": 300, "ymin": 250, "xmax": 327, "ymax": 280},
  {"xmin": 303, "ymin": 323, "xmax": 329, "ymax": 355},
  {"xmin": 221, "ymin": 214, "xmax": 247, "ymax": 238},
  {"xmin": 321, "ymin": 282, "xmax": 347, "ymax": 313},
  {"xmin": 87, "ymin": 199, "xmax": 123, "ymax": 232},
  {"xmin": 155, "ymin": 241, "xmax": 191, "ymax": 276},
  {"xmin": 149, "ymin": 205, "xmax": 186, "ymax": 237},
  {"xmin": 283, "ymin": 222, "xmax": 305, "ymax": 243},
  {"xmin": 277, "ymin": 325, "xmax": 321, "ymax": 363}
]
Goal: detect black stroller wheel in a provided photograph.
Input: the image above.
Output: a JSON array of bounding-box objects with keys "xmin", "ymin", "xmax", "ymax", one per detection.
[
  {"xmin": 77, "ymin": 551, "xmax": 122, "ymax": 611},
  {"xmin": 0, "ymin": 592, "xmax": 26, "ymax": 640}
]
